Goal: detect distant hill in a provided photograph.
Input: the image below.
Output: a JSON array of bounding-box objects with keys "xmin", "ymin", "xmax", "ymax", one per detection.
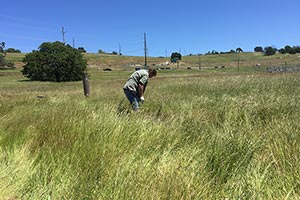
[{"xmin": 4, "ymin": 52, "xmax": 300, "ymax": 71}]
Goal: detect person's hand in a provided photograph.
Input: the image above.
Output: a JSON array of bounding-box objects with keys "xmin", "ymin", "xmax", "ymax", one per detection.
[{"xmin": 140, "ymin": 96, "xmax": 145, "ymax": 103}]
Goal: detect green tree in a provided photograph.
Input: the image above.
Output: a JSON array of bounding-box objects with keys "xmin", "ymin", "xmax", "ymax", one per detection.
[
  {"xmin": 236, "ymin": 47, "xmax": 243, "ymax": 53},
  {"xmin": 0, "ymin": 42, "xmax": 5, "ymax": 53},
  {"xmin": 294, "ymin": 46, "xmax": 300, "ymax": 53},
  {"xmin": 286, "ymin": 45, "xmax": 297, "ymax": 54},
  {"xmin": 254, "ymin": 46, "xmax": 264, "ymax": 52},
  {"xmin": 264, "ymin": 46, "xmax": 277, "ymax": 56},
  {"xmin": 22, "ymin": 41, "xmax": 87, "ymax": 82},
  {"xmin": 78, "ymin": 47, "xmax": 86, "ymax": 53},
  {"xmin": 170, "ymin": 52, "xmax": 181, "ymax": 63},
  {"xmin": 5, "ymin": 48, "xmax": 21, "ymax": 53},
  {"xmin": 284, "ymin": 45, "xmax": 293, "ymax": 54},
  {"xmin": 98, "ymin": 49, "xmax": 105, "ymax": 54},
  {"xmin": 278, "ymin": 48, "xmax": 286, "ymax": 54}
]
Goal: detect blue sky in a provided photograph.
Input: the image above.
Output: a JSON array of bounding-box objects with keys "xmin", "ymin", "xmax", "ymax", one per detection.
[{"xmin": 1, "ymin": 0, "xmax": 300, "ymax": 56}]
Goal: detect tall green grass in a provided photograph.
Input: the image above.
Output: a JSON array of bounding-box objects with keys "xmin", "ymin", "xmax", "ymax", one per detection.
[{"xmin": 1, "ymin": 71, "xmax": 300, "ymax": 199}]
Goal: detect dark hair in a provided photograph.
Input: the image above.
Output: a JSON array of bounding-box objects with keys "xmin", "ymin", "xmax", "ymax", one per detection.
[{"xmin": 149, "ymin": 68, "xmax": 157, "ymax": 77}]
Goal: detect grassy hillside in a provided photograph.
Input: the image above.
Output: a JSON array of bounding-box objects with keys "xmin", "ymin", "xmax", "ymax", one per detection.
[
  {"xmin": 1, "ymin": 54, "xmax": 300, "ymax": 199},
  {"xmin": 5, "ymin": 52, "xmax": 300, "ymax": 70}
]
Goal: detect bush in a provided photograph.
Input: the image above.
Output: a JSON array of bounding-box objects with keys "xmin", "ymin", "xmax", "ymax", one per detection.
[
  {"xmin": 22, "ymin": 41, "xmax": 87, "ymax": 82},
  {"xmin": 264, "ymin": 46, "xmax": 277, "ymax": 56},
  {"xmin": 5, "ymin": 48, "xmax": 21, "ymax": 53}
]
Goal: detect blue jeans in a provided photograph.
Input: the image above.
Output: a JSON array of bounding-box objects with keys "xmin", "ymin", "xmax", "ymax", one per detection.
[{"xmin": 124, "ymin": 89, "xmax": 140, "ymax": 111}]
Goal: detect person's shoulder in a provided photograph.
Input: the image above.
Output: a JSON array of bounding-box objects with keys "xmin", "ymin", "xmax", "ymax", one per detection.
[{"xmin": 140, "ymin": 69, "xmax": 149, "ymax": 75}]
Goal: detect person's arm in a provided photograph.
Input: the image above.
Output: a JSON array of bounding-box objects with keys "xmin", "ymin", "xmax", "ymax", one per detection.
[
  {"xmin": 138, "ymin": 83, "xmax": 144, "ymax": 98},
  {"xmin": 138, "ymin": 71, "xmax": 148, "ymax": 101}
]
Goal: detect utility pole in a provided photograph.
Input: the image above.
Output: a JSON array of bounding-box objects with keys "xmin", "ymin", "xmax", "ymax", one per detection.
[
  {"xmin": 82, "ymin": 73, "xmax": 90, "ymax": 97},
  {"xmin": 119, "ymin": 43, "xmax": 121, "ymax": 55},
  {"xmin": 144, "ymin": 32, "xmax": 147, "ymax": 68},
  {"xmin": 72, "ymin": 37, "xmax": 75, "ymax": 48},
  {"xmin": 61, "ymin": 26, "xmax": 66, "ymax": 44}
]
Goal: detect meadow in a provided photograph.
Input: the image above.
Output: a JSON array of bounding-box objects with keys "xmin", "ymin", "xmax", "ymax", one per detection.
[{"xmin": 1, "ymin": 54, "xmax": 300, "ymax": 199}]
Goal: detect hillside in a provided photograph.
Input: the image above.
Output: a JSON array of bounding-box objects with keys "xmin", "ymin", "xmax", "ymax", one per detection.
[{"xmin": 5, "ymin": 52, "xmax": 300, "ymax": 71}]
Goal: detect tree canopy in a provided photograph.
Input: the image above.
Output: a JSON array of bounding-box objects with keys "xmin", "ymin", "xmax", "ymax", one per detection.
[
  {"xmin": 236, "ymin": 48, "xmax": 243, "ymax": 53},
  {"xmin": 0, "ymin": 42, "xmax": 5, "ymax": 53},
  {"xmin": 264, "ymin": 46, "xmax": 277, "ymax": 56},
  {"xmin": 5, "ymin": 48, "xmax": 21, "ymax": 53},
  {"xmin": 22, "ymin": 41, "xmax": 87, "ymax": 82},
  {"xmin": 78, "ymin": 47, "xmax": 86, "ymax": 53},
  {"xmin": 254, "ymin": 46, "xmax": 264, "ymax": 52},
  {"xmin": 170, "ymin": 52, "xmax": 182, "ymax": 63}
]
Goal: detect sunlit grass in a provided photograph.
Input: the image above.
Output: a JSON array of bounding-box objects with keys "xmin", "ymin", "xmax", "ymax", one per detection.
[{"xmin": 0, "ymin": 70, "xmax": 300, "ymax": 199}]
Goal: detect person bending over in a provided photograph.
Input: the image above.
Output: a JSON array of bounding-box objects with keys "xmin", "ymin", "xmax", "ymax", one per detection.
[{"xmin": 123, "ymin": 68, "xmax": 157, "ymax": 111}]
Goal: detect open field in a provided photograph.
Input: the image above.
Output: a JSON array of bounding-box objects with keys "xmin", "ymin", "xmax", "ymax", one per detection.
[{"xmin": 1, "ymin": 53, "xmax": 300, "ymax": 199}]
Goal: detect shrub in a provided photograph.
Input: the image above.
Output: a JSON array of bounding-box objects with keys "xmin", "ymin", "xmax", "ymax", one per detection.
[
  {"xmin": 264, "ymin": 46, "xmax": 277, "ymax": 56},
  {"xmin": 5, "ymin": 48, "xmax": 21, "ymax": 53},
  {"xmin": 22, "ymin": 41, "xmax": 87, "ymax": 82}
]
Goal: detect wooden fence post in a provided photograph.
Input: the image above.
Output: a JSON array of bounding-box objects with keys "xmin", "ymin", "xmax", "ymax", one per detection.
[{"xmin": 83, "ymin": 73, "xmax": 90, "ymax": 97}]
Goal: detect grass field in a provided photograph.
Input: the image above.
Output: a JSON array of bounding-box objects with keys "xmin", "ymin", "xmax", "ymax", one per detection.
[{"xmin": 1, "ymin": 53, "xmax": 300, "ymax": 199}]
